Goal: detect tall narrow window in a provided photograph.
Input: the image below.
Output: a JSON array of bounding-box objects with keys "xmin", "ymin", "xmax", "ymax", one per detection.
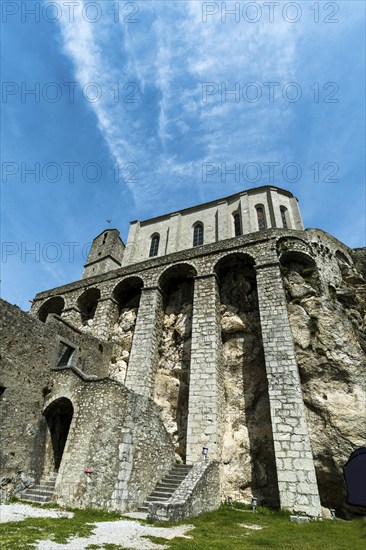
[
  {"xmin": 280, "ymin": 206, "xmax": 288, "ymax": 229},
  {"xmin": 193, "ymin": 223, "xmax": 204, "ymax": 247},
  {"xmin": 233, "ymin": 212, "xmax": 241, "ymax": 236},
  {"xmin": 256, "ymin": 206, "xmax": 266, "ymax": 230},
  {"xmin": 149, "ymin": 234, "xmax": 160, "ymax": 257}
]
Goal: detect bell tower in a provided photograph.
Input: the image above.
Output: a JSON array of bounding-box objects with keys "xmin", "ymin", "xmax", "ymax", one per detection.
[{"xmin": 82, "ymin": 229, "xmax": 125, "ymax": 279}]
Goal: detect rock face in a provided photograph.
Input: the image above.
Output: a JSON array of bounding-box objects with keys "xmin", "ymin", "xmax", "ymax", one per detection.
[
  {"xmin": 217, "ymin": 257, "xmax": 279, "ymax": 507},
  {"xmin": 109, "ymin": 308, "xmax": 137, "ymax": 384},
  {"xmin": 282, "ymin": 254, "xmax": 366, "ymax": 516},
  {"xmin": 154, "ymin": 280, "xmax": 193, "ymax": 463}
]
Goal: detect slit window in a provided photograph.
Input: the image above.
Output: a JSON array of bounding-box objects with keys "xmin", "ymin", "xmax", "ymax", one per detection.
[
  {"xmin": 149, "ymin": 234, "xmax": 160, "ymax": 257},
  {"xmin": 233, "ymin": 212, "xmax": 241, "ymax": 236},
  {"xmin": 280, "ymin": 207, "xmax": 288, "ymax": 229},
  {"xmin": 193, "ymin": 223, "xmax": 204, "ymax": 247}
]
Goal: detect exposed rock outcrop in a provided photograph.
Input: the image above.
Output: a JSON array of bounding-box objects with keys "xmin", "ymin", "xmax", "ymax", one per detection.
[
  {"xmin": 283, "ymin": 255, "xmax": 366, "ymax": 517},
  {"xmin": 109, "ymin": 308, "xmax": 137, "ymax": 384}
]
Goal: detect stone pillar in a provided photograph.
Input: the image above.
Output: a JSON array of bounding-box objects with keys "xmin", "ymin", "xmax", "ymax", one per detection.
[
  {"xmin": 125, "ymin": 286, "xmax": 164, "ymax": 398},
  {"xmin": 61, "ymin": 307, "xmax": 81, "ymax": 327},
  {"xmin": 186, "ymin": 274, "xmax": 223, "ymax": 464},
  {"xmin": 255, "ymin": 261, "xmax": 321, "ymax": 517},
  {"xmin": 92, "ymin": 297, "xmax": 119, "ymax": 340}
]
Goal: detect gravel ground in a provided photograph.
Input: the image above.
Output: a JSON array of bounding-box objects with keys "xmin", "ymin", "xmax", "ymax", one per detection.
[
  {"xmin": 0, "ymin": 503, "xmax": 73, "ymax": 523},
  {"xmin": 0, "ymin": 503, "xmax": 194, "ymax": 549}
]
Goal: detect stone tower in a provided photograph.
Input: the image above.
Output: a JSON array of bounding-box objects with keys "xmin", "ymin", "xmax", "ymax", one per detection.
[{"xmin": 82, "ymin": 228, "xmax": 125, "ymax": 279}]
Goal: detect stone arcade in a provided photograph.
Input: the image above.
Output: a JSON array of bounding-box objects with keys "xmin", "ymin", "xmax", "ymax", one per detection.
[{"xmin": 1, "ymin": 185, "xmax": 365, "ymax": 520}]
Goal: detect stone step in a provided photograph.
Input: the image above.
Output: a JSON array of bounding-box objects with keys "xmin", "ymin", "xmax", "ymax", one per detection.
[
  {"xmin": 152, "ymin": 487, "xmax": 175, "ymax": 495},
  {"xmin": 138, "ymin": 463, "xmax": 192, "ymax": 513},
  {"xmin": 146, "ymin": 495, "xmax": 169, "ymax": 502},
  {"xmin": 149, "ymin": 490, "xmax": 175, "ymax": 498},
  {"xmin": 21, "ymin": 493, "xmax": 50, "ymax": 503},
  {"xmin": 23, "ymin": 485, "xmax": 54, "ymax": 496},
  {"xmin": 20, "ymin": 473, "xmax": 57, "ymax": 504}
]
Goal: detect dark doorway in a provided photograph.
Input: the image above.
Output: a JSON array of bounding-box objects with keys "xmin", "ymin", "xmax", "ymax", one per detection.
[{"xmin": 43, "ymin": 398, "xmax": 73, "ymax": 471}]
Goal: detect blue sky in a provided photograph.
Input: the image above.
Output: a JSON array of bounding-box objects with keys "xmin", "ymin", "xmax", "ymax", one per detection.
[{"xmin": 1, "ymin": 0, "xmax": 365, "ymax": 310}]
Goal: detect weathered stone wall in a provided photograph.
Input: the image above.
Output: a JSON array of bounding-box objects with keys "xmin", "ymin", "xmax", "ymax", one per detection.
[
  {"xmin": 48, "ymin": 371, "xmax": 175, "ymax": 512},
  {"xmin": 148, "ymin": 459, "xmax": 221, "ymax": 522},
  {"xmin": 0, "ymin": 300, "xmax": 112, "ymax": 496}
]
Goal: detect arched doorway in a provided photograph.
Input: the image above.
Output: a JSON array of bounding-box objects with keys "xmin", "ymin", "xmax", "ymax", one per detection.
[{"xmin": 43, "ymin": 398, "xmax": 73, "ymax": 472}]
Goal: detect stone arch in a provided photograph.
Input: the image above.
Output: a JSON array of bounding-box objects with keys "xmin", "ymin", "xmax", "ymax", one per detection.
[
  {"xmin": 276, "ymin": 236, "xmax": 313, "ymax": 258},
  {"xmin": 156, "ymin": 262, "xmax": 197, "ymax": 462},
  {"xmin": 42, "ymin": 397, "xmax": 74, "ymax": 474},
  {"xmin": 77, "ymin": 288, "xmax": 101, "ymax": 325},
  {"xmin": 159, "ymin": 263, "xmax": 197, "ymax": 304},
  {"xmin": 38, "ymin": 296, "xmax": 65, "ymax": 322},
  {"xmin": 113, "ymin": 276, "xmax": 144, "ymax": 314},
  {"xmin": 335, "ymin": 249, "xmax": 352, "ymax": 266},
  {"xmin": 214, "ymin": 252, "xmax": 280, "ymax": 506},
  {"xmin": 279, "ymin": 250, "xmax": 321, "ymax": 298}
]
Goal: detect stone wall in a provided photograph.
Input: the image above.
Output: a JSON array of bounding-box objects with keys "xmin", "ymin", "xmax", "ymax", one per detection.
[
  {"xmin": 148, "ymin": 459, "xmax": 221, "ymax": 522},
  {"xmin": 48, "ymin": 370, "xmax": 175, "ymax": 512},
  {"xmin": 0, "ymin": 300, "xmax": 113, "ymax": 496}
]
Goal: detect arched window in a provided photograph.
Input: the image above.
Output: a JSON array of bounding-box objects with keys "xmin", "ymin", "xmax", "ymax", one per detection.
[
  {"xmin": 280, "ymin": 206, "xmax": 288, "ymax": 229},
  {"xmin": 193, "ymin": 223, "xmax": 204, "ymax": 247},
  {"xmin": 149, "ymin": 234, "xmax": 160, "ymax": 257},
  {"xmin": 233, "ymin": 212, "xmax": 241, "ymax": 236},
  {"xmin": 256, "ymin": 205, "xmax": 266, "ymax": 230}
]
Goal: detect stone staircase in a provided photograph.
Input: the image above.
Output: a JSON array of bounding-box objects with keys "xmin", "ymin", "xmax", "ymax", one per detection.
[
  {"xmin": 20, "ymin": 472, "xmax": 58, "ymax": 504},
  {"xmin": 138, "ymin": 464, "xmax": 192, "ymax": 514}
]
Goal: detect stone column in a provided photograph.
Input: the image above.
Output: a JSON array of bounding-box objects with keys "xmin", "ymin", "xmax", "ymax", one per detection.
[
  {"xmin": 61, "ymin": 307, "xmax": 81, "ymax": 328},
  {"xmin": 124, "ymin": 286, "xmax": 164, "ymax": 398},
  {"xmin": 255, "ymin": 261, "xmax": 321, "ymax": 517},
  {"xmin": 92, "ymin": 297, "xmax": 119, "ymax": 340},
  {"xmin": 186, "ymin": 274, "xmax": 223, "ymax": 464}
]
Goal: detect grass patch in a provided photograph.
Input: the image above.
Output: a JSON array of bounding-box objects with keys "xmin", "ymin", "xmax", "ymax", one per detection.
[
  {"xmin": 147, "ymin": 506, "xmax": 364, "ymax": 550},
  {"xmin": 1, "ymin": 503, "xmax": 364, "ymax": 550},
  {"xmin": 0, "ymin": 506, "xmax": 123, "ymax": 550}
]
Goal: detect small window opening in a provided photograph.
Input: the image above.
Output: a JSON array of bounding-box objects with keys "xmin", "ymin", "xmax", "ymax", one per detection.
[
  {"xmin": 102, "ymin": 232, "xmax": 108, "ymax": 245},
  {"xmin": 256, "ymin": 206, "xmax": 266, "ymax": 230},
  {"xmin": 233, "ymin": 212, "xmax": 241, "ymax": 236},
  {"xmin": 0, "ymin": 386, "xmax": 6, "ymax": 398},
  {"xmin": 193, "ymin": 223, "xmax": 204, "ymax": 247},
  {"xmin": 280, "ymin": 207, "xmax": 288, "ymax": 229},
  {"xmin": 149, "ymin": 234, "xmax": 160, "ymax": 257},
  {"xmin": 56, "ymin": 341, "xmax": 75, "ymax": 368}
]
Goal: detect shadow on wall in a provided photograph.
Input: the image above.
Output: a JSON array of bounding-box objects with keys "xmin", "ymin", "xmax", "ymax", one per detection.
[
  {"xmin": 215, "ymin": 253, "xmax": 280, "ymax": 507},
  {"xmin": 42, "ymin": 397, "xmax": 74, "ymax": 476},
  {"xmin": 155, "ymin": 264, "xmax": 197, "ymax": 463}
]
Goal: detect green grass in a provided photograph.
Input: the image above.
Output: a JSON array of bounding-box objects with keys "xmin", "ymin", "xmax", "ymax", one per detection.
[
  {"xmin": 0, "ymin": 505, "xmax": 123, "ymax": 550},
  {"xmin": 0, "ymin": 502, "xmax": 364, "ymax": 550},
  {"xmin": 147, "ymin": 505, "xmax": 365, "ymax": 550}
]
